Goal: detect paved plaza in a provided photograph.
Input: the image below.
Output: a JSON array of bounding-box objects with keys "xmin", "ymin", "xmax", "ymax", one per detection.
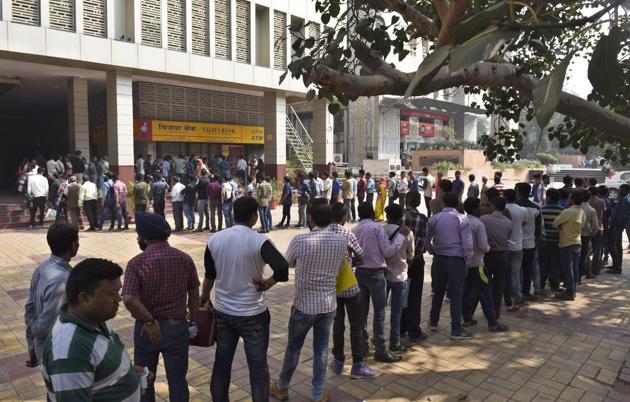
[{"xmin": 0, "ymin": 207, "xmax": 629, "ymax": 402}]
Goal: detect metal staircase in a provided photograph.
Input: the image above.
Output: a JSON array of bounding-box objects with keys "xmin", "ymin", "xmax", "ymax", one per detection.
[{"xmin": 286, "ymin": 105, "xmax": 313, "ymax": 171}]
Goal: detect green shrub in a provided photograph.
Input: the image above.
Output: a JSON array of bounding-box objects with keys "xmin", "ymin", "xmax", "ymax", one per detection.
[
  {"xmin": 535, "ymin": 152, "xmax": 559, "ymax": 165},
  {"xmin": 492, "ymin": 159, "xmax": 543, "ymax": 171},
  {"xmin": 433, "ymin": 161, "xmax": 463, "ymax": 173}
]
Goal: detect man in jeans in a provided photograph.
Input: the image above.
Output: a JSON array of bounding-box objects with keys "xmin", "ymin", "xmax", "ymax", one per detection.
[
  {"xmin": 271, "ymin": 200, "xmax": 348, "ymax": 402},
  {"xmin": 328, "ymin": 203, "xmax": 379, "ymax": 379},
  {"xmin": 539, "ymin": 189, "xmax": 564, "ymax": 291},
  {"xmin": 352, "ymin": 203, "xmax": 407, "ymax": 363},
  {"xmin": 202, "ymin": 197, "xmax": 288, "ymax": 402},
  {"xmin": 182, "ymin": 177, "xmax": 197, "ymax": 231},
  {"xmin": 208, "ymin": 175, "xmax": 223, "ymax": 232},
  {"xmin": 342, "ymin": 170, "xmax": 354, "ymax": 222},
  {"xmin": 222, "ymin": 175, "xmax": 235, "ymax": 228},
  {"xmin": 515, "ymin": 182, "xmax": 543, "ymax": 300},
  {"xmin": 256, "ymin": 176, "xmax": 272, "ymax": 233},
  {"xmin": 425, "ymin": 193, "xmax": 474, "ymax": 340},
  {"xmin": 122, "ymin": 212, "xmax": 199, "ymax": 402},
  {"xmin": 503, "ymin": 189, "xmax": 528, "ymax": 311},
  {"xmin": 553, "ymin": 191, "xmax": 586, "ymax": 300},
  {"xmin": 195, "ymin": 169, "xmax": 210, "ymax": 231}
]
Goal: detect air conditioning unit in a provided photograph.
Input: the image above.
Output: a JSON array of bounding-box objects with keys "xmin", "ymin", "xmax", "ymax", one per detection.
[{"xmin": 333, "ymin": 153, "xmax": 344, "ymax": 163}]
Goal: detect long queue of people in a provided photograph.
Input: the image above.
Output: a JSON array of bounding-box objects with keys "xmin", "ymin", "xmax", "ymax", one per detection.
[{"xmin": 23, "ymin": 164, "xmax": 628, "ymax": 402}]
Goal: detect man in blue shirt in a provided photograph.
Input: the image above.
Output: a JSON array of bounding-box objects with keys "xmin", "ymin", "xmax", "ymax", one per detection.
[
  {"xmin": 331, "ymin": 171, "xmax": 341, "ymax": 204},
  {"xmin": 365, "ymin": 172, "xmax": 376, "ymax": 206},
  {"xmin": 452, "ymin": 170, "xmax": 465, "ymax": 202},
  {"xmin": 25, "ymin": 223, "xmax": 80, "ymax": 365},
  {"xmin": 151, "ymin": 174, "xmax": 170, "ymax": 218}
]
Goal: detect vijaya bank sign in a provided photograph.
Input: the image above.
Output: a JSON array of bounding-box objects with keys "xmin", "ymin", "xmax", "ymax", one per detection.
[{"xmin": 134, "ymin": 119, "xmax": 264, "ymax": 144}]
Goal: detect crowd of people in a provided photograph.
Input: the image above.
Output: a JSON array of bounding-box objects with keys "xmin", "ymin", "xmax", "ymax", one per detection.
[{"xmin": 21, "ymin": 154, "xmax": 629, "ymax": 401}]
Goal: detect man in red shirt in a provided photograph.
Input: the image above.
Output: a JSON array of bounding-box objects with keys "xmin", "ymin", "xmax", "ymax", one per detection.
[{"xmin": 123, "ymin": 212, "xmax": 200, "ymax": 402}]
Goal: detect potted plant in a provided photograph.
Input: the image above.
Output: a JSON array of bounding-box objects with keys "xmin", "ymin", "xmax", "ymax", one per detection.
[{"xmin": 269, "ymin": 179, "xmax": 282, "ymax": 210}]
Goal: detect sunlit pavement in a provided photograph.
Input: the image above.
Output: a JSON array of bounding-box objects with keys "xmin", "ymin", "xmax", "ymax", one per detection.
[{"xmin": 0, "ymin": 205, "xmax": 629, "ymax": 402}]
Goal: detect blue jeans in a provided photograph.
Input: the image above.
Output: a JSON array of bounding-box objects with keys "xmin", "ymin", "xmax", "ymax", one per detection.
[
  {"xmin": 211, "ymin": 310, "xmax": 270, "ymax": 402},
  {"xmin": 197, "ymin": 199, "xmax": 209, "ymax": 229},
  {"xmin": 429, "ymin": 255, "xmax": 466, "ymax": 335},
  {"xmin": 508, "ymin": 250, "xmax": 523, "ymax": 304},
  {"xmin": 266, "ymin": 206, "xmax": 272, "ymax": 228},
  {"xmin": 183, "ymin": 203, "xmax": 195, "ymax": 229},
  {"xmin": 259, "ymin": 206, "xmax": 270, "ymax": 231},
  {"xmin": 223, "ymin": 201, "xmax": 234, "ymax": 227},
  {"xmin": 387, "ymin": 280, "xmax": 407, "ymax": 347},
  {"xmin": 278, "ymin": 307, "xmax": 335, "ymax": 401},
  {"xmin": 355, "ymin": 268, "xmax": 387, "ymax": 355},
  {"xmin": 134, "ymin": 320, "xmax": 189, "ymax": 402},
  {"xmin": 560, "ymin": 245, "xmax": 581, "ymax": 295}
]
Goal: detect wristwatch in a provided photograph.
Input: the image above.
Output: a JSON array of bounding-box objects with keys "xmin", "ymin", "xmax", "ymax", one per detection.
[{"xmin": 144, "ymin": 319, "xmax": 156, "ymax": 326}]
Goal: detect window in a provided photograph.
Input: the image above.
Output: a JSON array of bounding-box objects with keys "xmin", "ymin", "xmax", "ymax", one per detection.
[{"xmin": 255, "ymin": 5, "xmax": 270, "ymax": 67}]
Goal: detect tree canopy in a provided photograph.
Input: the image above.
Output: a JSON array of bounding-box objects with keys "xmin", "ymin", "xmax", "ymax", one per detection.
[{"xmin": 283, "ymin": 0, "xmax": 630, "ymax": 163}]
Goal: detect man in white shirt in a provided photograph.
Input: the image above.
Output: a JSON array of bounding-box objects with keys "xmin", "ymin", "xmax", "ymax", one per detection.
[
  {"xmin": 397, "ymin": 172, "xmax": 409, "ymax": 207},
  {"xmin": 236, "ymin": 156, "xmax": 248, "ymax": 183},
  {"xmin": 421, "ymin": 167, "xmax": 435, "ymax": 217},
  {"xmin": 46, "ymin": 156, "xmax": 59, "ymax": 180},
  {"xmin": 135, "ymin": 154, "xmax": 145, "ymax": 179},
  {"xmin": 503, "ymin": 189, "xmax": 528, "ymax": 311},
  {"xmin": 171, "ymin": 176, "xmax": 186, "ymax": 232},
  {"xmin": 81, "ymin": 176, "xmax": 98, "ymax": 231},
  {"xmin": 202, "ymin": 197, "xmax": 288, "ymax": 402},
  {"xmin": 222, "ymin": 178, "xmax": 235, "ymax": 228},
  {"xmin": 315, "ymin": 171, "xmax": 325, "ymax": 199},
  {"xmin": 322, "ymin": 172, "xmax": 332, "ymax": 201},
  {"xmin": 28, "ymin": 167, "xmax": 50, "ymax": 228}
]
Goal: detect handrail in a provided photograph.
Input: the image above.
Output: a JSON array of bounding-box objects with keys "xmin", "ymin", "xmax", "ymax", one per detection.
[
  {"xmin": 288, "ymin": 105, "xmax": 313, "ymax": 145},
  {"xmin": 286, "ymin": 116, "xmax": 313, "ymax": 166}
]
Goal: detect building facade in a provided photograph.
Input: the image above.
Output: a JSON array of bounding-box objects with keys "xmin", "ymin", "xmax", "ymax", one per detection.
[{"xmin": 0, "ymin": 0, "xmax": 333, "ymax": 185}]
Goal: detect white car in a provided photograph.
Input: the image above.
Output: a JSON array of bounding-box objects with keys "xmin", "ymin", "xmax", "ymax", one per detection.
[{"xmin": 604, "ymin": 171, "xmax": 630, "ymax": 200}]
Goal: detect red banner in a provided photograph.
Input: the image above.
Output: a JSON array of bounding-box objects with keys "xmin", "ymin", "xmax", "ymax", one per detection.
[
  {"xmin": 400, "ymin": 109, "xmax": 450, "ymax": 121},
  {"xmin": 400, "ymin": 120, "xmax": 410, "ymax": 136}
]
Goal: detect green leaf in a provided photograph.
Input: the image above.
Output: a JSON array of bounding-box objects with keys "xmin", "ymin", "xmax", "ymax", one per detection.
[
  {"xmin": 453, "ymin": 1, "xmax": 515, "ymax": 45},
  {"xmin": 321, "ymin": 13, "xmax": 331, "ymax": 24},
  {"xmin": 532, "ymin": 53, "xmax": 572, "ymax": 129},
  {"xmin": 328, "ymin": 103, "xmax": 340, "ymax": 115},
  {"xmin": 449, "ymin": 28, "xmax": 518, "ymax": 72},
  {"xmin": 305, "ymin": 37, "xmax": 315, "ymax": 49},
  {"xmin": 404, "ymin": 45, "xmax": 451, "ymax": 98},
  {"xmin": 588, "ymin": 27, "xmax": 623, "ymax": 99}
]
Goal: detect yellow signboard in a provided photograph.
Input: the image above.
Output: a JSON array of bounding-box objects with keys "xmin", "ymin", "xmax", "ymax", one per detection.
[{"xmin": 134, "ymin": 119, "xmax": 264, "ymax": 144}]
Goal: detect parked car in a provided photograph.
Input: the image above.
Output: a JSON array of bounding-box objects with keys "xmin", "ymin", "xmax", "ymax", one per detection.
[{"xmin": 604, "ymin": 171, "xmax": 630, "ymax": 201}]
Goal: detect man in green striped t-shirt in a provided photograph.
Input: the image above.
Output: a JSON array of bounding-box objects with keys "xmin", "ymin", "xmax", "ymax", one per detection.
[{"xmin": 41, "ymin": 258, "xmax": 153, "ymax": 401}]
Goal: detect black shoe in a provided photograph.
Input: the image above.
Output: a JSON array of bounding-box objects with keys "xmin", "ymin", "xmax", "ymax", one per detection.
[
  {"xmin": 489, "ymin": 323, "xmax": 509, "ymax": 332},
  {"xmin": 389, "ymin": 343, "xmax": 412, "ymax": 353},
  {"xmin": 203, "ymin": 227, "xmax": 210, "ymax": 231},
  {"xmin": 408, "ymin": 332, "xmax": 428, "ymax": 343},
  {"xmin": 606, "ymin": 269, "xmax": 622, "ymax": 274},
  {"xmin": 463, "ymin": 319, "xmax": 478, "ymax": 327},
  {"xmin": 374, "ymin": 352, "xmax": 402, "ymax": 363},
  {"xmin": 108, "ymin": 226, "xmax": 114, "ymax": 231}
]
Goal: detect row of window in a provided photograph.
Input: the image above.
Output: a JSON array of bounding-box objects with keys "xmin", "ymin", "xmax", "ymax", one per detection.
[{"xmin": 6, "ymin": 0, "xmax": 323, "ymax": 70}]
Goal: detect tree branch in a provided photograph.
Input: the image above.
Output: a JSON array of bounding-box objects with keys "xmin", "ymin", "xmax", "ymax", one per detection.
[
  {"xmin": 438, "ymin": 0, "xmax": 471, "ymax": 46},
  {"xmin": 501, "ymin": 0, "xmax": 624, "ymax": 31},
  {"xmin": 350, "ymin": 40, "xmax": 409, "ymax": 82},
  {"xmin": 433, "ymin": 0, "xmax": 450, "ymax": 21},
  {"xmin": 310, "ymin": 62, "xmax": 630, "ymax": 143},
  {"xmin": 385, "ymin": 0, "xmax": 440, "ymax": 37}
]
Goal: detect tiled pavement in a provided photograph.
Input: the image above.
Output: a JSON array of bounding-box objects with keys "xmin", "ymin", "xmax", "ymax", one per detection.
[{"xmin": 0, "ymin": 206, "xmax": 629, "ymax": 402}]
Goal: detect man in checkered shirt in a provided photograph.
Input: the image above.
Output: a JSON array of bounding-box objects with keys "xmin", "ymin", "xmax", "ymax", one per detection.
[{"xmin": 271, "ymin": 199, "xmax": 347, "ymax": 402}]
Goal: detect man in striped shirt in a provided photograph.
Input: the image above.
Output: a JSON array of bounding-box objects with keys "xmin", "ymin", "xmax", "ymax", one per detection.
[
  {"xmin": 41, "ymin": 258, "xmax": 152, "ymax": 401},
  {"xmin": 540, "ymin": 188, "xmax": 564, "ymax": 291}
]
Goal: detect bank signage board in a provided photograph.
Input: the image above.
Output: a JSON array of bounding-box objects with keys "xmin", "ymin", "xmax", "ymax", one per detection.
[{"xmin": 134, "ymin": 119, "xmax": 264, "ymax": 144}]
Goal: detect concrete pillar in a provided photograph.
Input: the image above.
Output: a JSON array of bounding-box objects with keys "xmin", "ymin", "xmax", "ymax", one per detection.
[
  {"xmin": 67, "ymin": 77, "xmax": 90, "ymax": 159},
  {"xmin": 41, "ymin": 0, "xmax": 50, "ymax": 27},
  {"xmin": 312, "ymin": 100, "xmax": 334, "ymax": 173},
  {"xmin": 185, "ymin": 0, "xmax": 192, "ymax": 52},
  {"xmin": 106, "ymin": 71, "xmax": 134, "ymax": 183},
  {"xmin": 1, "ymin": 1, "xmax": 12, "ymax": 21},
  {"xmin": 454, "ymin": 111, "xmax": 465, "ymax": 140},
  {"xmin": 263, "ymin": 91, "xmax": 286, "ymax": 179}
]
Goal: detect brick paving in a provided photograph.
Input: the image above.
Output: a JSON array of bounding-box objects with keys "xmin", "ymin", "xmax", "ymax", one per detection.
[{"xmin": 0, "ymin": 206, "xmax": 629, "ymax": 402}]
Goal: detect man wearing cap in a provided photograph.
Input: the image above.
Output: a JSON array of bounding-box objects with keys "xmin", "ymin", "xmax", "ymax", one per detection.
[{"xmin": 123, "ymin": 212, "xmax": 200, "ymax": 402}]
